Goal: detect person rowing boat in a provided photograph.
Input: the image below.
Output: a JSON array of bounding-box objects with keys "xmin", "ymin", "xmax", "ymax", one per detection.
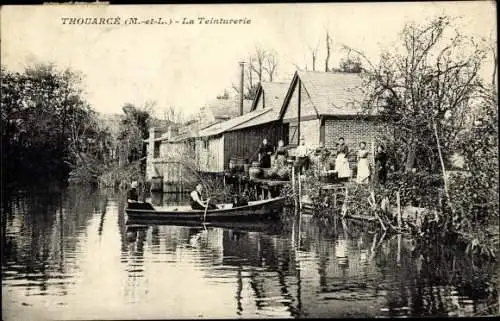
[{"xmin": 190, "ymin": 184, "xmax": 217, "ymax": 210}]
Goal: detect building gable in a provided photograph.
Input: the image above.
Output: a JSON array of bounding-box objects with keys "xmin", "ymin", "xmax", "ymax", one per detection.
[
  {"xmin": 280, "ymin": 73, "xmax": 319, "ymax": 123},
  {"xmin": 250, "ymin": 82, "xmax": 288, "ymax": 112},
  {"xmin": 280, "ymin": 71, "xmax": 372, "ymax": 121},
  {"xmin": 254, "ymin": 89, "xmax": 264, "ymax": 110}
]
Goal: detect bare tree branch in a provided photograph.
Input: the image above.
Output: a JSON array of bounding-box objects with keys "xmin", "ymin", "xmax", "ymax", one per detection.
[
  {"xmin": 262, "ymin": 51, "xmax": 279, "ymax": 82},
  {"xmin": 307, "ymin": 40, "xmax": 320, "ymax": 71},
  {"xmin": 231, "ymin": 82, "xmax": 240, "ymax": 95}
]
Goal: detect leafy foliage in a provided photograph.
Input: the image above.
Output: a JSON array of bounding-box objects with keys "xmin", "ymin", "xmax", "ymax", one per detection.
[
  {"xmin": 344, "ymin": 16, "xmax": 498, "ymax": 260},
  {"xmin": 351, "ymin": 16, "xmax": 488, "ymax": 172},
  {"xmin": 384, "ymin": 171, "xmax": 443, "ymax": 209},
  {"xmin": 98, "ymin": 160, "xmax": 144, "ymax": 190},
  {"xmin": 1, "ymin": 64, "xmax": 112, "ymax": 188},
  {"xmin": 337, "ymin": 54, "xmax": 363, "ymax": 73},
  {"xmin": 116, "ymin": 103, "xmax": 151, "ymax": 166}
]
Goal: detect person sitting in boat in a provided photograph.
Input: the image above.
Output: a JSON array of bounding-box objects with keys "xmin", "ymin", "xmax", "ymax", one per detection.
[
  {"xmin": 127, "ymin": 181, "xmax": 139, "ymax": 203},
  {"xmin": 232, "ymin": 189, "xmax": 249, "ymax": 208},
  {"xmin": 190, "ymin": 184, "xmax": 217, "ymax": 210}
]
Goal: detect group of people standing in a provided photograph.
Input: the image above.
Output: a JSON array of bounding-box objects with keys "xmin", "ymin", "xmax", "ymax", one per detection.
[
  {"xmin": 334, "ymin": 137, "xmax": 388, "ymax": 185},
  {"xmin": 257, "ymin": 138, "xmax": 289, "ymax": 169},
  {"xmin": 127, "ymin": 137, "xmax": 389, "ymax": 210},
  {"xmin": 257, "ymin": 136, "xmax": 388, "ymax": 185}
]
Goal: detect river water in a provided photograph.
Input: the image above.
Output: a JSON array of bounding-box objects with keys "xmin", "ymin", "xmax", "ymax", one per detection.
[{"xmin": 2, "ymin": 186, "xmax": 498, "ymax": 319}]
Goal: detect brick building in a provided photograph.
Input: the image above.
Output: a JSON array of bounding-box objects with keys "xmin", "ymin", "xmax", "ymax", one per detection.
[{"xmin": 279, "ymin": 71, "xmax": 392, "ymax": 164}]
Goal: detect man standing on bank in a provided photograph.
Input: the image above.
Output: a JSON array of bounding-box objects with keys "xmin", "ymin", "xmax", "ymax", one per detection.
[{"xmin": 258, "ymin": 138, "xmax": 274, "ymax": 169}]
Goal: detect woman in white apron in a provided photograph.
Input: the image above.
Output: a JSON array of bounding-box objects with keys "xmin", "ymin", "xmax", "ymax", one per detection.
[
  {"xmin": 356, "ymin": 141, "xmax": 371, "ymax": 184},
  {"xmin": 335, "ymin": 137, "xmax": 351, "ymax": 181}
]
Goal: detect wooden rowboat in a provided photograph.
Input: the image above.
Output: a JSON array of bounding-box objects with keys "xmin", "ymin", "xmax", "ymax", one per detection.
[{"xmin": 125, "ymin": 197, "xmax": 285, "ymax": 223}]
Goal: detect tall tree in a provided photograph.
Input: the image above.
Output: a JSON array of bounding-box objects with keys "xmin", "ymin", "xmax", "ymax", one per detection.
[
  {"xmin": 162, "ymin": 105, "xmax": 184, "ymax": 124},
  {"xmin": 117, "ymin": 103, "xmax": 151, "ymax": 166},
  {"xmin": 307, "ymin": 40, "xmax": 320, "ymax": 71},
  {"xmin": 250, "ymin": 46, "xmax": 267, "ymax": 83},
  {"xmin": 325, "ymin": 30, "xmax": 332, "ymax": 72},
  {"xmin": 1, "ymin": 63, "xmax": 109, "ymax": 186},
  {"xmin": 346, "ymin": 16, "xmax": 487, "ymax": 173},
  {"xmin": 231, "ymin": 46, "xmax": 280, "ymax": 100},
  {"xmin": 344, "ymin": 17, "xmax": 497, "ymax": 255},
  {"xmin": 263, "ymin": 49, "xmax": 279, "ymax": 81}
]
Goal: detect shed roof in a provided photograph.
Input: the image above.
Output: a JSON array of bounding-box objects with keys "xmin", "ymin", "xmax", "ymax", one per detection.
[
  {"xmin": 228, "ymin": 82, "xmax": 288, "ymax": 131},
  {"xmin": 251, "ymin": 82, "xmax": 289, "ymax": 111},
  {"xmin": 279, "ymin": 71, "xmax": 374, "ymax": 118},
  {"xmin": 168, "ymin": 131, "xmax": 197, "ymax": 143},
  {"xmin": 205, "ymin": 98, "xmax": 253, "ymax": 120},
  {"xmin": 228, "ymin": 109, "xmax": 279, "ymax": 131},
  {"xmin": 197, "ymin": 108, "xmax": 270, "ymax": 137}
]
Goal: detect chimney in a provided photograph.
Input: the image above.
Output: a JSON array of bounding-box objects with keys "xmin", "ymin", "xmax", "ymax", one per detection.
[{"xmin": 239, "ymin": 61, "xmax": 245, "ymax": 116}]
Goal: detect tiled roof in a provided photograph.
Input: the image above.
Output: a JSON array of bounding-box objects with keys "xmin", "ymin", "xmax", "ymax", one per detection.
[
  {"xmin": 205, "ymin": 98, "xmax": 253, "ymax": 120},
  {"xmin": 258, "ymin": 82, "xmax": 289, "ymax": 110},
  {"xmin": 229, "ymin": 108, "xmax": 279, "ymax": 131},
  {"xmin": 294, "ymin": 71, "xmax": 369, "ymax": 116},
  {"xmin": 169, "ymin": 131, "xmax": 198, "ymax": 142},
  {"xmin": 197, "ymin": 108, "xmax": 270, "ymax": 137},
  {"xmin": 230, "ymin": 82, "xmax": 288, "ymax": 131}
]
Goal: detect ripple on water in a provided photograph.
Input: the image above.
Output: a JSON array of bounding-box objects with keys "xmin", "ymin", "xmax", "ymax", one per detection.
[{"xmin": 3, "ymin": 192, "xmax": 497, "ymax": 319}]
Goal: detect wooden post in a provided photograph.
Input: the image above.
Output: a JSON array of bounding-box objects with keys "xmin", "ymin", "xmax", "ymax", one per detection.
[
  {"xmin": 397, "ymin": 191, "xmax": 402, "ymax": 228},
  {"xmin": 292, "ymin": 165, "xmax": 296, "ymax": 207},
  {"xmin": 341, "ymin": 187, "xmax": 348, "ymax": 217},
  {"xmin": 297, "ymin": 78, "xmax": 302, "ymax": 146},
  {"xmin": 298, "ymin": 171, "xmax": 302, "ymax": 210},
  {"xmin": 397, "ymin": 233, "xmax": 401, "ymax": 266},
  {"xmin": 433, "ymin": 120, "xmax": 454, "ymax": 214},
  {"xmin": 297, "ymin": 204, "xmax": 302, "ymax": 244},
  {"xmin": 239, "ymin": 61, "xmax": 245, "ymax": 116},
  {"xmin": 179, "ymin": 162, "xmax": 183, "ymax": 193},
  {"xmin": 371, "ymin": 141, "xmax": 376, "ymax": 182}
]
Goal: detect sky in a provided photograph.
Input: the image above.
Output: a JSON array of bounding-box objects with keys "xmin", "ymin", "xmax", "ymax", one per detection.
[{"xmin": 1, "ymin": 2, "xmax": 496, "ymax": 118}]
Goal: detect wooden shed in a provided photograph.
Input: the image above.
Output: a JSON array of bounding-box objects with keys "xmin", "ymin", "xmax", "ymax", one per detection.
[
  {"xmin": 223, "ymin": 82, "xmax": 290, "ymax": 164},
  {"xmin": 195, "ymin": 108, "xmax": 271, "ymax": 173},
  {"xmin": 194, "ymin": 82, "xmax": 289, "ymax": 173}
]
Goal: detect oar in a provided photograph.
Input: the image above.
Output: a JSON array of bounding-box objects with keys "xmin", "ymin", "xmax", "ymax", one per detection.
[{"xmin": 203, "ymin": 198, "xmax": 210, "ymax": 223}]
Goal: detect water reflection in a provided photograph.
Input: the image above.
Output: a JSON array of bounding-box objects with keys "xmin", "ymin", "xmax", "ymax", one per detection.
[{"xmin": 2, "ymin": 188, "xmax": 498, "ymax": 319}]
